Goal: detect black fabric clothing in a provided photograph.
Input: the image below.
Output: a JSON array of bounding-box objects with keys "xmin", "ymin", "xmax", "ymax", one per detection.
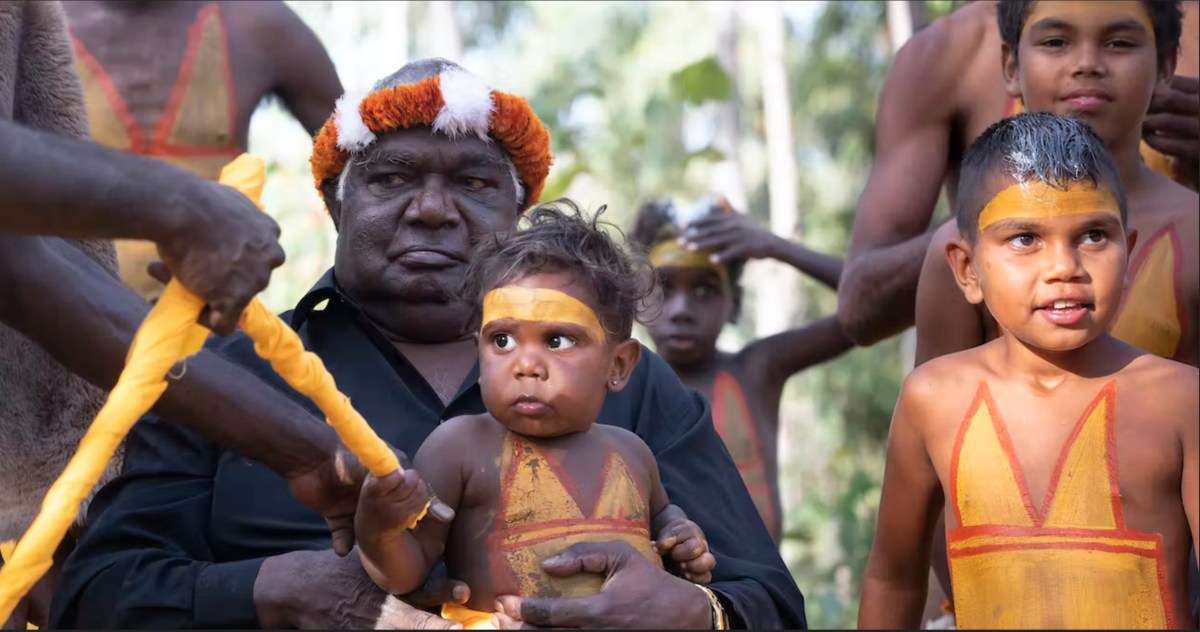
[{"xmin": 50, "ymin": 269, "xmax": 807, "ymax": 629}]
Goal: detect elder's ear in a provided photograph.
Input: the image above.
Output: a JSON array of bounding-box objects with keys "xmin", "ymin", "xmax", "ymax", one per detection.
[{"xmin": 320, "ymin": 177, "xmax": 343, "ymax": 230}]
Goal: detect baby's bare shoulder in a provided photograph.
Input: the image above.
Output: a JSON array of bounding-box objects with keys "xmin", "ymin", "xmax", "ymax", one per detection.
[{"xmin": 593, "ymin": 425, "xmax": 656, "ymax": 465}]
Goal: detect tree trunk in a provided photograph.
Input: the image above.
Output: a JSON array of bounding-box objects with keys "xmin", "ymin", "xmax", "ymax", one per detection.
[
  {"xmin": 754, "ymin": 0, "xmax": 802, "ymax": 338},
  {"xmin": 423, "ymin": 1, "xmax": 463, "ymax": 62},
  {"xmin": 710, "ymin": 0, "xmax": 746, "ymax": 212}
]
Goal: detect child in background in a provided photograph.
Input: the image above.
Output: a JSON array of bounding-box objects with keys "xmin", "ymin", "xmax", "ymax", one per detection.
[{"xmin": 629, "ymin": 198, "xmax": 850, "ymax": 542}]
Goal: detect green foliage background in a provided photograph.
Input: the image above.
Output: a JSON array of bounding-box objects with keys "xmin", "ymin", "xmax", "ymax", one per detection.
[{"xmin": 248, "ymin": 1, "xmax": 960, "ymax": 627}]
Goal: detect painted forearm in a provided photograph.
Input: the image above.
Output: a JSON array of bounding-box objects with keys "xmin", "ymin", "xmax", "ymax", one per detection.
[
  {"xmin": 0, "ymin": 236, "xmax": 339, "ymax": 478},
  {"xmin": 837, "ymin": 232, "xmax": 934, "ymax": 346},
  {"xmin": 0, "ymin": 119, "xmax": 196, "ymax": 245},
  {"xmin": 770, "ymin": 238, "xmax": 844, "ymax": 291}
]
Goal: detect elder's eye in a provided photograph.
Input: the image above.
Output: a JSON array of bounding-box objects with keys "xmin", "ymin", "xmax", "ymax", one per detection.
[
  {"xmin": 493, "ymin": 333, "xmax": 516, "ymax": 350},
  {"xmin": 547, "ymin": 335, "xmax": 576, "ymax": 350}
]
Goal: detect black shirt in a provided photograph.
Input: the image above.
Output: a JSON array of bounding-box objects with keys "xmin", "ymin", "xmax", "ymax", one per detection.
[{"xmin": 50, "ymin": 270, "xmax": 808, "ymax": 629}]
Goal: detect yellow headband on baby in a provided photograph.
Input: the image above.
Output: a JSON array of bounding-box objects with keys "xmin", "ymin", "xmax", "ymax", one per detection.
[
  {"xmin": 978, "ymin": 182, "xmax": 1120, "ymax": 232},
  {"xmin": 647, "ymin": 239, "xmax": 731, "ymax": 285},
  {"xmin": 481, "ymin": 286, "xmax": 607, "ymax": 342}
]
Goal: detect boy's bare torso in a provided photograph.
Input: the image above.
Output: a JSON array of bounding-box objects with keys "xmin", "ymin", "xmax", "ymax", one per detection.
[{"xmin": 912, "ymin": 341, "xmax": 1197, "ymax": 626}]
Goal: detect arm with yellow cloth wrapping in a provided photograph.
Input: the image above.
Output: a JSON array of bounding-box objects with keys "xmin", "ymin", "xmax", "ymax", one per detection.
[{"xmin": 0, "ymin": 155, "xmax": 449, "ymax": 627}]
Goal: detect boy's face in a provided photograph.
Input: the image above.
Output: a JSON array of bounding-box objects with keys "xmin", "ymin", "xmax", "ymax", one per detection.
[
  {"xmin": 1003, "ymin": 1, "xmax": 1173, "ymax": 146},
  {"xmin": 645, "ymin": 266, "xmax": 734, "ymax": 367},
  {"xmin": 478, "ymin": 272, "xmax": 640, "ymax": 439},
  {"xmin": 946, "ymin": 180, "xmax": 1132, "ymax": 352}
]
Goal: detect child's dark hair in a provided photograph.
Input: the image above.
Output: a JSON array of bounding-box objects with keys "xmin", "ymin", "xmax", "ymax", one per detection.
[
  {"xmin": 628, "ymin": 199, "xmax": 747, "ymax": 320},
  {"xmin": 462, "ymin": 199, "xmax": 653, "ymax": 341},
  {"xmin": 955, "ymin": 112, "xmax": 1127, "ymax": 242},
  {"xmin": 998, "ymin": 0, "xmax": 1182, "ymax": 72}
]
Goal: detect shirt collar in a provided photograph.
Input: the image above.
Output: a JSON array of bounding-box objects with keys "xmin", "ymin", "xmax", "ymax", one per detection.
[{"xmin": 290, "ymin": 267, "xmax": 345, "ymax": 330}]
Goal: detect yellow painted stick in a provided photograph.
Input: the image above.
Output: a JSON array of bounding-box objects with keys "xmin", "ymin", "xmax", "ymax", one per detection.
[{"xmin": 0, "ymin": 154, "xmax": 407, "ymax": 622}]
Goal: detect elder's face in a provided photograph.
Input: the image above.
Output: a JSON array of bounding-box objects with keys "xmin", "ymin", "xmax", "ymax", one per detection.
[{"xmin": 331, "ymin": 127, "xmax": 521, "ymax": 307}]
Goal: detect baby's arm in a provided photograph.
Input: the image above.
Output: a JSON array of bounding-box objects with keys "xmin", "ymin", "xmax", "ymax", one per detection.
[
  {"xmin": 652, "ymin": 503, "xmax": 716, "ymax": 584},
  {"xmin": 858, "ymin": 372, "xmax": 944, "ymax": 629},
  {"xmin": 355, "ymin": 422, "xmax": 467, "ymax": 595},
  {"xmin": 622, "ymin": 430, "xmax": 717, "ymax": 584}
]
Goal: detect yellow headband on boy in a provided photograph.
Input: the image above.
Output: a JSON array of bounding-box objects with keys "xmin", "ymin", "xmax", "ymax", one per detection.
[
  {"xmin": 647, "ymin": 240, "xmax": 731, "ymax": 285},
  {"xmin": 978, "ymin": 182, "xmax": 1120, "ymax": 232},
  {"xmin": 481, "ymin": 287, "xmax": 607, "ymax": 342}
]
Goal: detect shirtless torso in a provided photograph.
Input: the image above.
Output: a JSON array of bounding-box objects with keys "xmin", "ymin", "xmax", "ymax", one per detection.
[{"xmin": 63, "ymin": 0, "xmax": 341, "ymax": 301}]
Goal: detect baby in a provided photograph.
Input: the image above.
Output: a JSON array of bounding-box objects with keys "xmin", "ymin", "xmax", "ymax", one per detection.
[{"xmin": 355, "ymin": 201, "xmax": 718, "ymax": 628}]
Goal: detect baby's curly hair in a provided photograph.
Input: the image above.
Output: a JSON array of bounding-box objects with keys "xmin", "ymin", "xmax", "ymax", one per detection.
[{"xmin": 462, "ymin": 199, "xmax": 655, "ymax": 341}]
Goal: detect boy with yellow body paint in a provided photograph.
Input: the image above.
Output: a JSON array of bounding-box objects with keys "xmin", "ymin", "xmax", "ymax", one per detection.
[
  {"xmin": 860, "ymin": 112, "xmax": 1199, "ymax": 630},
  {"xmin": 914, "ymin": 2, "xmax": 1200, "ymax": 621},
  {"xmin": 352, "ymin": 203, "xmax": 719, "ymax": 629},
  {"xmin": 919, "ymin": 0, "xmax": 1200, "ymax": 368}
]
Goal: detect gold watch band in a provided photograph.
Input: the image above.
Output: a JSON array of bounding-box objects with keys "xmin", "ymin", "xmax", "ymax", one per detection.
[{"xmin": 696, "ymin": 584, "xmax": 730, "ymax": 630}]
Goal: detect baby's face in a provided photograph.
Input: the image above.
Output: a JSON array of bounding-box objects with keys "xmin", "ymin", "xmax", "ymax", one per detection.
[{"xmin": 478, "ymin": 272, "xmax": 615, "ymax": 439}]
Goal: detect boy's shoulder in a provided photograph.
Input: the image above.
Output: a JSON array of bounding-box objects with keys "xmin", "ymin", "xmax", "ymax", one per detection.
[
  {"xmin": 1114, "ymin": 351, "xmax": 1198, "ymax": 408},
  {"xmin": 903, "ymin": 345, "xmax": 993, "ymax": 403},
  {"xmin": 898, "ymin": 345, "xmax": 1002, "ymax": 431}
]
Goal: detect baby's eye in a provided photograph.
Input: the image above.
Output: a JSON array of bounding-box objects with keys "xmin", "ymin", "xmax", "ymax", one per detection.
[
  {"xmin": 493, "ymin": 333, "xmax": 516, "ymax": 350},
  {"xmin": 547, "ymin": 335, "xmax": 576, "ymax": 350}
]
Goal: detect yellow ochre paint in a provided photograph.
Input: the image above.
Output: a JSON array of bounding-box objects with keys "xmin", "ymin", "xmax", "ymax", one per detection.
[
  {"xmin": 490, "ymin": 433, "xmax": 659, "ymax": 602},
  {"xmin": 647, "ymin": 239, "xmax": 731, "ymax": 284},
  {"xmin": 947, "ymin": 382, "xmax": 1174, "ymax": 629},
  {"xmin": 482, "ymin": 287, "xmax": 607, "ymax": 342},
  {"xmin": 1111, "ymin": 229, "xmax": 1182, "ymax": 359},
  {"xmin": 978, "ymin": 182, "xmax": 1120, "ymax": 232}
]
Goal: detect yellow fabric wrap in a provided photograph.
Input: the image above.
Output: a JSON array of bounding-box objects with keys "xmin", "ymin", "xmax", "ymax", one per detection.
[{"xmin": 0, "ymin": 154, "xmax": 413, "ymax": 623}]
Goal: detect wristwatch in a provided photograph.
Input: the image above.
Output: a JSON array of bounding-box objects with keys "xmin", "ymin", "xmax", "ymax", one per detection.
[{"xmin": 696, "ymin": 584, "xmax": 730, "ymax": 630}]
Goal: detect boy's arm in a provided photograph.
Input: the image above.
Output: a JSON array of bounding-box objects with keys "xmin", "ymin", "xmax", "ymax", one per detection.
[
  {"xmin": 838, "ymin": 22, "xmax": 961, "ymax": 346},
  {"xmin": 355, "ymin": 423, "xmax": 466, "ymax": 596},
  {"xmin": 915, "ymin": 221, "xmax": 985, "ymax": 367},
  {"xmin": 244, "ymin": 1, "xmax": 343, "ymax": 135},
  {"xmin": 859, "ymin": 378, "xmax": 944, "ymax": 629},
  {"xmin": 681, "ymin": 212, "xmax": 843, "ymax": 291},
  {"xmin": 1181, "ymin": 374, "xmax": 1199, "ymax": 567},
  {"xmin": 741, "ymin": 315, "xmax": 854, "ymax": 395}
]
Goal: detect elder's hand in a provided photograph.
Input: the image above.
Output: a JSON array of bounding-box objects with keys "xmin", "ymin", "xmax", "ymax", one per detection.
[
  {"xmin": 492, "ymin": 541, "xmax": 713, "ymax": 629},
  {"xmin": 254, "ymin": 549, "xmax": 468, "ymax": 630},
  {"xmin": 153, "ymin": 177, "xmax": 285, "ymax": 335}
]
